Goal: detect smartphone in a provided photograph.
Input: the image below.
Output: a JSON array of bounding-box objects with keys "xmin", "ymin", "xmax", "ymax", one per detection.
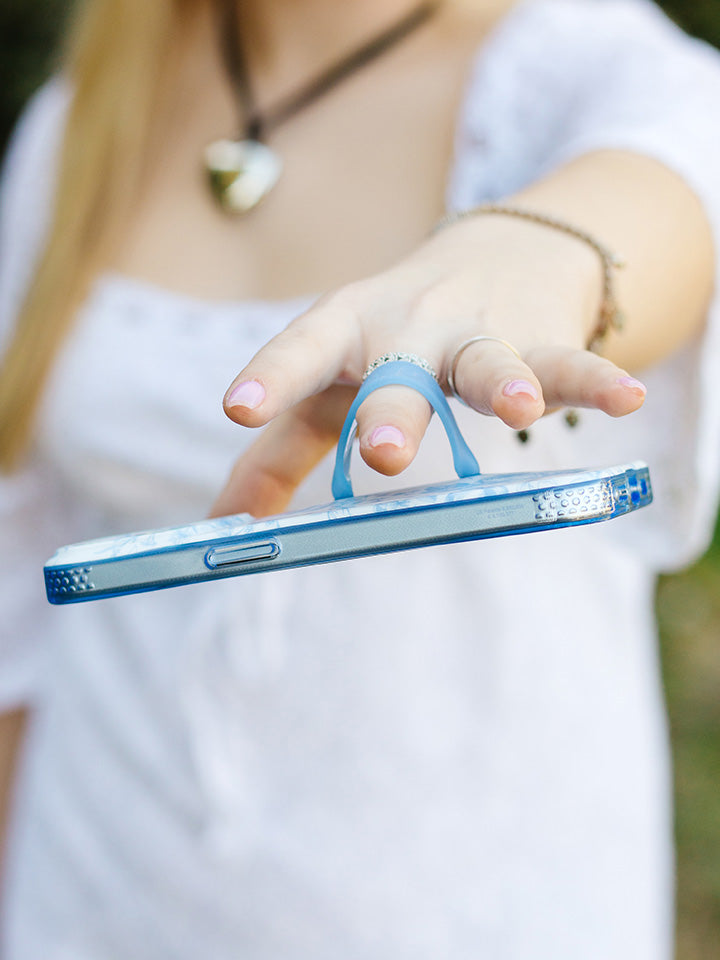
[{"xmin": 44, "ymin": 461, "xmax": 652, "ymax": 604}]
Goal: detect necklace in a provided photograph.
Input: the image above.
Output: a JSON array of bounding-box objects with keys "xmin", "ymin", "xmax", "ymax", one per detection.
[{"xmin": 206, "ymin": 0, "xmax": 442, "ymax": 214}]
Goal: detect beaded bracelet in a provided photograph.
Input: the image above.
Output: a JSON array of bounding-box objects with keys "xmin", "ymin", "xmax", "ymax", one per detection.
[{"xmin": 434, "ymin": 203, "xmax": 626, "ymax": 351}]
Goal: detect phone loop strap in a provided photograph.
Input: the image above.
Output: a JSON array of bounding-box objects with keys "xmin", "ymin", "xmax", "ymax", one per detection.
[{"xmin": 331, "ymin": 360, "xmax": 481, "ymax": 500}]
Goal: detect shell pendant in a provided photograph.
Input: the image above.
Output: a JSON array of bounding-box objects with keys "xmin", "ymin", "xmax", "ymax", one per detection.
[{"xmin": 204, "ymin": 138, "xmax": 283, "ymax": 215}]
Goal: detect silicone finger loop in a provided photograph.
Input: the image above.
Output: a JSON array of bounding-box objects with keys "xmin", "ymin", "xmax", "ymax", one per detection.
[{"xmin": 331, "ymin": 361, "xmax": 481, "ymax": 500}]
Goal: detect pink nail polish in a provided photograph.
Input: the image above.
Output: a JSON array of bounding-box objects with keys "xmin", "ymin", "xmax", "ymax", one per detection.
[
  {"xmin": 227, "ymin": 380, "xmax": 265, "ymax": 410},
  {"xmin": 616, "ymin": 376, "xmax": 647, "ymax": 396},
  {"xmin": 502, "ymin": 379, "xmax": 539, "ymax": 400},
  {"xmin": 368, "ymin": 425, "xmax": 406, "ymax": 448}
]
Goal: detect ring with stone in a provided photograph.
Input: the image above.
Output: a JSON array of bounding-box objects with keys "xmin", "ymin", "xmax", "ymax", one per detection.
[
  {"xmin": 362, "ymin": 352, "xmax": 438, "ymax": 382},
  {"xmin": 447, "ymin": 336, "xmax": 522, "ymax": 402}
]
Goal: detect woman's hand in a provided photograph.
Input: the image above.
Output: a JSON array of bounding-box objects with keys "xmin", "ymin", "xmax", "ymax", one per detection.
[{"xmin": 212, "ymin": 214, "xmax": 646, "ymax": 518}]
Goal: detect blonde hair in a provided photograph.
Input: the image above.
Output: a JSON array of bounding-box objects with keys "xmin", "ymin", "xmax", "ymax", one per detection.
[{"xmin": 0, "ymin": 0, "xmax": 185, "ymax": 470}]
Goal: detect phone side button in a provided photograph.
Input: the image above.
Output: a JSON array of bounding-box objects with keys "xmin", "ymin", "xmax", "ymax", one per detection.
[{"xmin": 205, "ymin": 540, "xmax": 281, "ymax": 568}]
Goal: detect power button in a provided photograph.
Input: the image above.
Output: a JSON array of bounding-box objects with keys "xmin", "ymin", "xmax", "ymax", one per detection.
[{"xmin": 205, "ymin": 540, "xmax": 280, "ymax": 568}]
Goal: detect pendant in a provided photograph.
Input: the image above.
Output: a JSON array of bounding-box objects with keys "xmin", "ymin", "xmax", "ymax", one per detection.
[{"xmin": 204, "ymin": 138, "xmax": 283, "ymax": 215}]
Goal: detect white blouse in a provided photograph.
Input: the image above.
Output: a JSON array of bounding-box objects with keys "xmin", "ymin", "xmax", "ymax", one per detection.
[{"xmin": 2, "ymin": 1, "xmax": 720, "ymax": 958}]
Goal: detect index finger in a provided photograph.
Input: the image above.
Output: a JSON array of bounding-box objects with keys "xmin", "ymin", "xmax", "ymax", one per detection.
[{"xmin": 223, "ymin": 293, "xmax": 362, "ymax": 427}]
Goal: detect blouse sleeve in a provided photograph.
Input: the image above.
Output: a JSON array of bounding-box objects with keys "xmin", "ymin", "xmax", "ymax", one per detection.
[
  {"xmin": 544, "ymin": 0, "xmax": 720, "ymax": 571},
  {"xmin": 453, "ymin": 0, "xmax": 720, "ymax": 571},
  {"xmin": 0, "ymin": 78, "xmax": 71, "ymax": 709}
]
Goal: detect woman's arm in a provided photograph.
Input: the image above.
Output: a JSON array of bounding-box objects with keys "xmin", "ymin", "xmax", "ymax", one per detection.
[
  {"xmin": 212, "ymin": 148, "xmax": 714, "ymax": 518},
  {"xmin": 511, "ymin": 149, "xmax": 714, "ymax": 371}
]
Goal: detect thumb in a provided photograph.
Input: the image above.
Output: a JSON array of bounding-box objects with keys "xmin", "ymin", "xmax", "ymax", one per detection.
[{"xmin": 209, "ymin": 385, "xmax": 355, "ymax": 518}]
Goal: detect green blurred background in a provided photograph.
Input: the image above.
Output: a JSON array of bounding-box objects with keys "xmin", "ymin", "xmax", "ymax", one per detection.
[{"xmin": 1, "ymin": 1, "xmax": 719, "ymax": 956}]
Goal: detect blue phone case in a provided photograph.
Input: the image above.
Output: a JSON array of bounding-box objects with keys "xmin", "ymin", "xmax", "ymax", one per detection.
[{"xmin": 44, "ymin": 362, "xmax": 653, "ymax": 604}]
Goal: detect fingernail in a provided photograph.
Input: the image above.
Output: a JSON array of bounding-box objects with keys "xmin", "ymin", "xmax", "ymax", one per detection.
[
  {"xmin": 616, "ymin": 376, "xmax": 647, "ymax": 396},
  {"xmin": 502, "ymin": 379, "xmax": 539, "ymax": 400},
  {"xmin": 227, "ymin": 380, "xmax": 265, "ymax": 410},
  {"xmin": 367, "ymin": 425, "xmax": 406, "ymax": 448}
]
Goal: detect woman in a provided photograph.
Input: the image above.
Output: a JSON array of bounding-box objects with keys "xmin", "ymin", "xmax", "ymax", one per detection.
[{"xmin": 0, "ymin": 0, "xmax": 719, "ymax": 956}]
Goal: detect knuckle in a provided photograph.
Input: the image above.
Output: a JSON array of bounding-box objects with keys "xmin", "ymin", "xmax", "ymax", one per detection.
[
  {"xmin": 555, "ymin": 350, "xmax": 581, "ymax": 380},
  {"xmin": 405, "ymin": 282, "xmax": 456, "ymax": 327},
  {"xmin": 316, "ymin": 281, "xmax": 366, "ymax": 316},
  {"xmin": 299, "ymin": 286, "xmax": 367, "ymax": 365},
  {"xmin": 280, "ymin": 322, "xmax": 322, "ymax": 353}
]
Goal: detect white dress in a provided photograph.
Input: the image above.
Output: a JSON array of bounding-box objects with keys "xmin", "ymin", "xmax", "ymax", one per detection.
[{"xmin": 2, "ymin": 1, "xmax": 720, "ymax": 957}]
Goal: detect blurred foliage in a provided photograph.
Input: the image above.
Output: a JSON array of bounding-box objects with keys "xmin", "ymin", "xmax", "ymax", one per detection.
[
  {"xmin": 661, "ymin": 0, "xmax": 720, "ymax": 48},
  {"xmin": 1, "ymin": 1, "xmax": 720, "ymax": 957},
  {"xmin": 658, "ymin": 522, "xmax": 720, "ymax": 960}
]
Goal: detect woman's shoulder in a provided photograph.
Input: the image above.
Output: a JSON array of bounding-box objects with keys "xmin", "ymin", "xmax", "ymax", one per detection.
[
  {"xmin": 1, "ymin": 76, "xmax": 71, "ymax": 234},
  {"xmin": 452, "ymin": 0, "xmax": 720, "ymax": 202},
  {"xmin": 1, "ymin": 77, "xmax": 71, "ymax": 197},
  {"xmin": 503, "ymin": 0, "xmax": 696, "ymax": 42},
  {"xmin": 481, "ymin": 0, "xmax": 719, "ymax": 86}
]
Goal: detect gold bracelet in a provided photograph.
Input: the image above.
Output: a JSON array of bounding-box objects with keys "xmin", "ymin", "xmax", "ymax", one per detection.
[{"xmin": 434, "ymin": 203, "xmax": 626, "ymax": 351}]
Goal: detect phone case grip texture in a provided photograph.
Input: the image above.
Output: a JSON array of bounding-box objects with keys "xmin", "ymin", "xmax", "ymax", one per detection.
[{"xmin": 331, "ymin": 360, "xmax": 481, "ymax": 500}]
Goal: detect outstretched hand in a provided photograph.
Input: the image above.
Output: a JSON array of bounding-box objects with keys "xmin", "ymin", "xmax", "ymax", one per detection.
[{"xmin": 212, "ymin": 216, "xmax": 646, "ymax": 518}]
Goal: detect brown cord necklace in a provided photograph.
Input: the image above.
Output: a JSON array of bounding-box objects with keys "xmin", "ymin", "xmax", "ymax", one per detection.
[{"xmin": 206, "ymin": 0, "xmax": 442, "ymax": 214}]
